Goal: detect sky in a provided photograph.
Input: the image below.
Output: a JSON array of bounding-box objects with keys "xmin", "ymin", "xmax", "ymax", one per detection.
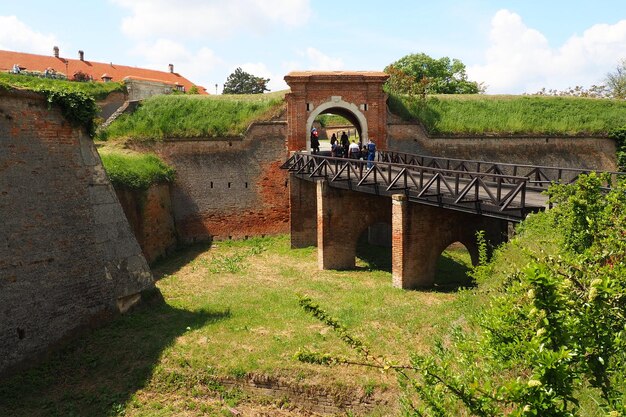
[{"xmin": 1, "ymin": 0, "xmax": 626, "ymax": 94}]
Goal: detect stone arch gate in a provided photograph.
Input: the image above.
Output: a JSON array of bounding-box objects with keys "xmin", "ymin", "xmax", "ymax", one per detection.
[{"xmin": 284, "ymin": 71, "xmax": 389, "ymax": 152}]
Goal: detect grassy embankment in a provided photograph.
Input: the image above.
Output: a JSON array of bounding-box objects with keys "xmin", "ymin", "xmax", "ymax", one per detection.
[
  {"xmin": 0, "ymin": 71, "xmax": 124, "ymax": 99},
  {"xmin": 0, "ymin": 236, "xmax": 473, "ymax": 416},
  {"xmin": 99, "ymin": 91, "xmax": 287, "ymax": 141},
  {"xmin": 99, "ymin": 152, "xmax": 176, "ymax": 190},
  {"xmin": 388, "ymin": 92, "xmax": 626, "ymax": 136}
]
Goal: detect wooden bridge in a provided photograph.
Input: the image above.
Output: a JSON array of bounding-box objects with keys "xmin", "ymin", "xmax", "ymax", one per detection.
[
  {"xmin": 282, "ymin": 150, "xmax": 623, "ymax": 289},
  {"xmin": 283, "ymin": 150, "xmax": 622, "ymax": 222}
]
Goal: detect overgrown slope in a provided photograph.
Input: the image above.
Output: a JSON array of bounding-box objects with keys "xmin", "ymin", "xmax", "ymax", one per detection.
[
  {"xmin": 0, "ymin": 72, "xmax": 125, "ymax": 100},
  {"xmin": 99, "ymin": 91, "xmax": 287, "ymax": 140}
]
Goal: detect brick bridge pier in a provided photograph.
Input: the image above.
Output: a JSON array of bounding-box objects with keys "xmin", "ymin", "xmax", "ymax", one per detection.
[{"xmin": 290, "ymin": 177, "xmax": 508, "ymax": 288}]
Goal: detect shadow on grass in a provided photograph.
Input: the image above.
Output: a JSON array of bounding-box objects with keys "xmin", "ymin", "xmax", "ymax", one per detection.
[
  {"xmin": 356, "ymin": 237, "xmax": 392, "ymax": 272},
  {"xmin": 152, "ymin": 240, "xmax": 213, "ymax": 280},
  {"xmin": 0, "ymin": 289, "xmax": 230, "ymax": 417},
  {"xmin": 433, "ymin": 252, "xmax": 473, "ymax": 292}
]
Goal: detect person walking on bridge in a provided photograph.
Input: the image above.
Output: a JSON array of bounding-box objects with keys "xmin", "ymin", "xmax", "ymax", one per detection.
[
  {"xmin": 348, "ymin": 140, "xmax": 360, "ymax": 159},
  {"xmin": 310, "ymin": 128, "xmax": 320, "ymax": 154},
  {"xmin": 366, "ymin": 138, "xmax": 376, "ymax": 170}
]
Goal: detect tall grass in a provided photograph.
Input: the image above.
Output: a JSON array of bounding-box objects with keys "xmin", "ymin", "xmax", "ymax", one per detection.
[
  {"xmin": 100, "ymin": 152, "xmax": 175, "ymax": 189},
  {"xmin": 0, "ymin": 72, "xmax": 125, "ymax": 99},
  {"xmin": 101, "ymin": 91, "xmax": 287, "ymax": 140},
  {"xmin": 389, "ymin": 93, "xmax": 626, "ymax": 136}
]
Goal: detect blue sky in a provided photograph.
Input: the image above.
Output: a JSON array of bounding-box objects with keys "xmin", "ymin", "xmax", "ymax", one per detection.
[{"xmin": 1, "ymin": 0, "xmax": 626, "ymax": 94}]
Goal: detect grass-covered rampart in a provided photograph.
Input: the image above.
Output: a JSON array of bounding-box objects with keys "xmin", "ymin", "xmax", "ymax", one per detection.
[
  {"xmin": 388, "ymin": 93, "xmax": 626, "ymax": 136},
  {"xmin": 99, "ymin": 91, "xmax": 286, "ymax": 141},
  {"xmin": 100, "ymin": 151, "xmax": 175, "ymax": 190},
  {"xmin": 0, "ymin": 72, "xmax": 125, "ymax": 100}
]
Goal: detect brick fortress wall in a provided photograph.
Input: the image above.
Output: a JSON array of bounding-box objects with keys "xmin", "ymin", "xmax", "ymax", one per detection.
[
  {"xmin": 387, "ymin": 117, "xmax": 618, "ymax": 171},
  {"xmin": 0, "ymin": 89, "xmax": 153, "ymax": 376},
  {"xmin": 130, "ymin": 121, "xmax": 290, "ymax": 243}
]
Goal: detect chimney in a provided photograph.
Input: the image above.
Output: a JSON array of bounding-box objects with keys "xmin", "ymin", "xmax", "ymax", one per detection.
[
  {"xmin": 53, "ymin": 46, "xmax": 59, "ymax": 58},
  {"xmin": 168, "ymin": 63, "xmax": 174, "ymax": 73},
  {"xmin": 79, "ymin": 50, "xmax": 84, "ymax": 61}
]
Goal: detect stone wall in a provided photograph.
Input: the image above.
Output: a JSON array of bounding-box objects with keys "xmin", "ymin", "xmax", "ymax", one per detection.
[
  {"xmin": 388, "ymin": 119, "xmax": 618, "ymax": 171},
  {"xmin": 0, "ymin": 88, "xmax": 153, "ymax": 376},
  {"xmin": 96, "ymin": 90, "xmax": 128, "ymax": 121},
  {"xmin": 132, "ymin": 121, "xmax": 290, "ymax": 243},
  {"xmin": 115, "ymin": 184, "xmax": 177, "ymax": 264},
  {"xmin": 124, "ymin": 78, "xmax": 176, "ymax": 101}
]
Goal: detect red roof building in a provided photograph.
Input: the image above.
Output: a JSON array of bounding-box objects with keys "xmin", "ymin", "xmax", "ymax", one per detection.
[{"xmin": 0, "ymin": 47, "xmax": 207, "ymax": 94}]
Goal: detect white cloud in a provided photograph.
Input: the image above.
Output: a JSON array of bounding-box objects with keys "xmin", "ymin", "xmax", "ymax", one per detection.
[
  {"xmin": 303, "ymin": 47, "xmax": 344, "ymax": 71},
  {"xmin": 110, "ymin": 0, "xmax": 311, "ymax": 39},
  {"xmin": 0, "ymin": 16, "xmax": 58, "ymax": 54},
  {"xmin": 468, "ymin": 10, "xmax": 626, "ymax": 94},
  {"xmin": 130, "ymin": 39, "xmax": 223, "ymax": 90}
]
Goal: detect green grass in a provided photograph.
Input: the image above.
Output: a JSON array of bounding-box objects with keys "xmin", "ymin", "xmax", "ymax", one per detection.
[
  {"xmin": 389, "ymin": 93, "xmax": 626, "ymax": 136},
  {"xmin": 100, "ymin": 152, "xmax": 175, "ymax": 190},
  {"xmin": 100, "ymin": 91, "xmax": 287, "ymax": 141},
  {"xmin": 317, "ymin": 114, "xmax": 352, "ymax": 127},
  {"xmin": 0, "ymin": 235, "xmax": 472, "ymax": 416},
  {"xmin": 0, "ymin": 71, "xmax": 125, "ymax": 100}
]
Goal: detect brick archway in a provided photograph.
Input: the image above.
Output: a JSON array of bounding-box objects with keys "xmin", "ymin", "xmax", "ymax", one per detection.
[
  {"xmin": 284, "ymin": 71, "xmax": 389, "ymax": 152},
  {"xmin": 305, "ymin": 99, "xmax": 368, "ymax": 151}
]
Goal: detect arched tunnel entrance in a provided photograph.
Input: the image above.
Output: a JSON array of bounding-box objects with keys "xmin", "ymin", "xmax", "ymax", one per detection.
[{"xmin": 306, "ymin": 103, "xmax": 367, "ymax": 153}]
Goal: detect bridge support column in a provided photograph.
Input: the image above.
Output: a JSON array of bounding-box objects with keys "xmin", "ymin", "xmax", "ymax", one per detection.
[
  {"xmin": 317, "ymin": 180, "xmax": 391, "ymax": 270},
  {"xmin": 290, "ymin": 175, "xmax": 318, "ymax": 248},
  {"xmin": 392, "ymin": 194, "xmax": 509, "ymax": 289}
]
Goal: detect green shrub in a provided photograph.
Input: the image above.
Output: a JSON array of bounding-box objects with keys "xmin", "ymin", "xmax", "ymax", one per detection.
[{"xmin": 100, "ymin": 152, "xmax": 175, "ymax": 190}]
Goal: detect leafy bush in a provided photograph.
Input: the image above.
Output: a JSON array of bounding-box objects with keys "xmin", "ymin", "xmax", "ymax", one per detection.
[
  {"xmin": 609, "ymin": 127, "xmax": 626, "ymax": 171},
  {"xmin": 100, "ymin": 152, "xmax": 175, "ymax": 190}
]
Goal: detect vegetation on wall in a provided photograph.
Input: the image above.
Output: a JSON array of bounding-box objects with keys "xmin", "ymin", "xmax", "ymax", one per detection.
[
  {"xmin": 388, "ymin": 92, "xmax": 626, "ymax": 136},
  {"xmin": 0, "ymin": 72, "xmax": 127, "ymax": 136},
  {"xmin": 98, "ymin": 91, "xmax": 286, "ymax": 140},
  {"xmin": 100, "ymin": 152, "xmax": 175, "ymax": 190},
  {"xmin": 609, "ymin": 127, "xmax": 626, "ymax": 171},
  {"xmin": 0, "ymin": 72, "xmax": 125, "ymax": 100}
]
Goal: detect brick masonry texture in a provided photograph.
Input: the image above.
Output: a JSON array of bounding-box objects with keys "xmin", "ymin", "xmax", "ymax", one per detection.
[
  {"xmin": 115, "ymin": 184, "xmax": 177, "ymax": 264},
  {"xmin": 0, "ymin": 89, "xmax": 153, "ymax": 375},
  {"xmin": 285, "ymin": 72, "xmax": 389, "ymax": 152},
  {"xmin": 130, "ymin": 121, "xmax": 290, "ymax": 243}
]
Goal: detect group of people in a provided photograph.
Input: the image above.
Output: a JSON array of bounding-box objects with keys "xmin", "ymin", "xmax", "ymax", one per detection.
[{"xmin": 310, "ymin": 128, "xmax": 376, "ymax": 169}]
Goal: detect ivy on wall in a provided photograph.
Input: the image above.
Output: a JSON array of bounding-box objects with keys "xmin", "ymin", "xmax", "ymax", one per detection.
[{"xmin": 609, "ymin": 127, "xmax": 626, "ymax": 171}]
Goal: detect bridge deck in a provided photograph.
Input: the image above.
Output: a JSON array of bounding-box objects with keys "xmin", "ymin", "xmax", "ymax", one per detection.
[{"xmin": 282, "ymin": 150, "xmax": 623, "ymax": 222}]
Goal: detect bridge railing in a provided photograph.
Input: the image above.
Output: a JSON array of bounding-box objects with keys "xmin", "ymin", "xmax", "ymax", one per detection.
[
  {"xmin": 282, "ymin": 152, "xmax": 541, "ymax": 221},
  {"xmin": 378, "ymin": 150, "xmax": 625, "ymax": 190}
]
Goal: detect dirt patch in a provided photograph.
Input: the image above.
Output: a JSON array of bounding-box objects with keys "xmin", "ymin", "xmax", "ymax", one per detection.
[{"xmin": 219, "ymin": 373, "xmax": 397, "ymax": 416}]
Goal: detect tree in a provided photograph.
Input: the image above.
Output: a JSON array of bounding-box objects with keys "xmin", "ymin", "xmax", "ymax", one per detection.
[
  {"xmin": 384, "ymin": 53, "xmax": 483, "ymax": 95},
  {"xmin": 222, "ymin": 67, "xmax": 269, "ymax": 94},
  {"xmin": 605, "ymin": 59, "xmax": 626, "ymax": 99}
]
